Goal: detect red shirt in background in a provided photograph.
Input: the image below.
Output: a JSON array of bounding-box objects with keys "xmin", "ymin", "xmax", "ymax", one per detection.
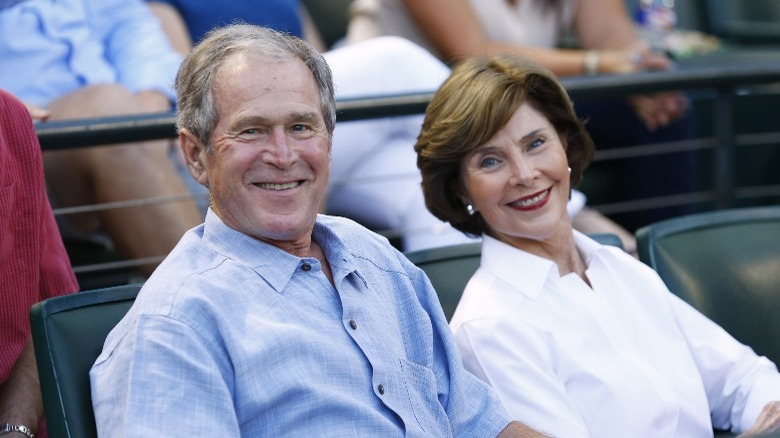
[{"xmin": 0, "ymin": 88, "xmax": 78, "ymax": 384}]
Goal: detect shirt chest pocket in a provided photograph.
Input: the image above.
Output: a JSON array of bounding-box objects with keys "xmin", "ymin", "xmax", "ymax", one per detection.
[{"xmin": 400, "ymin": 358, "xmax": 450, "ymax": 436}]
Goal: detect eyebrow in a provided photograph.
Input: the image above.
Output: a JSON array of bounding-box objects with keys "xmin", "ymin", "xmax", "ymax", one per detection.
[
  {"xmin": 519, "ymin": 128, "xmax": 545, "ymax": 143},
  {"xmin": 286, "ymin": 112, "xmax": 320, "ymax": 124},
  {"xmin": 472, "ymin": 128, "xmax": 546, "ymax": 155},
  {"xmin": 230, "ymin": 111, "xmax": 322, "ymax": 130}
]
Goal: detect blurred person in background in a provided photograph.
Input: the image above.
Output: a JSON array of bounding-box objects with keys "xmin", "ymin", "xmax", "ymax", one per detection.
[
  {"xmin": 0, "ymin": 0, "xmax": 203, "ymax": 277},
  {"xmin": 0, "ymin": 89, "xmax": 79, "ymax": 438}
]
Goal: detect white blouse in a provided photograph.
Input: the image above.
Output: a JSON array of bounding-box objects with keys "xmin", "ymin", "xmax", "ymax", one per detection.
[
  {"xmin": 467, "ymin": 0, "xmax": 578, "ymax": 48},
  {"xmin": 450, "ymin": 231, "xmax": 780, "ymax": 437},
  {"xmin": 348, "ymin": 0, "xmax": 577, "ymax": 56}
]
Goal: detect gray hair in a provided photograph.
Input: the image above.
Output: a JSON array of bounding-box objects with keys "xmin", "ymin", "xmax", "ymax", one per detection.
[{"xmin": 174, "ymin": 24, "xmax": 337, "ymax": 150}]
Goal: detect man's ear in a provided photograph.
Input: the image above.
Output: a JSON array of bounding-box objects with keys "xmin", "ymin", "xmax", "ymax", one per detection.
[{"xmin": 180, "ymin": 129, "xmax": 209, "ymax": 186}]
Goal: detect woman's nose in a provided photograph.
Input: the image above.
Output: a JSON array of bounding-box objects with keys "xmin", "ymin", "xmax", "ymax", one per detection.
[{"xmin": 508, "ymin": 158, "xmax": 536, "ymax": 186}]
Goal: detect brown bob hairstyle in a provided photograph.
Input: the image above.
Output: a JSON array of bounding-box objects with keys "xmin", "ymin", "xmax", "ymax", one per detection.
[{"xmin": 414, "ymin": 54, "xmax": 595, "ymax": 237}]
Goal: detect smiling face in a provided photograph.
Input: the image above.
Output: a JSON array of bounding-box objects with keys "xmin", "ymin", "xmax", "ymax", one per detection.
[
  {"xmin": 181, "ymin": 54, "xmax": 331, "ymax": 251},
  {"xmin": 460, "ymin": 102, "xmax": 572, "ymax": 249}
]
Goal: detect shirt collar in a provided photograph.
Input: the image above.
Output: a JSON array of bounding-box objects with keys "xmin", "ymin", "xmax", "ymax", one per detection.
[
  {"xmin": 311, "ymin": 218, "xmax": 368, "ymax": 290},
  {"xmin": 200, "ymin": 209, "xmax": 366, "ymax": 293},
  {"xmin": 572, "ymin": 229, "xmax": 604, "ymax": 265},
  {"xmin": 479, "ymin": 230, "xmax": 606, "ymax": 299}
]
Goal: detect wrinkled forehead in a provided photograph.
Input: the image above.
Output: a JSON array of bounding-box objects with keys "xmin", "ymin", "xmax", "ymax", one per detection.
[
  {"xmin": 214, "ymin": 51, "xmax": 302, "ymax": 86},
  {"xmin": 213, "ymin": 53, "xmax": 318, "ymax": 104}
]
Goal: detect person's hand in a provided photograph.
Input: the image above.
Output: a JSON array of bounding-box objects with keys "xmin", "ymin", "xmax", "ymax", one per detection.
[
  {"xmin": 611, "ymin": 45, "xmax": 688, "ymax": 131},
  {"xmin": 598, "ymin": 45, "xmax": 672, "ymax": 75},
  {"xmin": 627, "ymin": 91, "xmax": 689, "ymax": 131},
  {"xmin": 597, "ymin": 45, "xmax": 687, "ymax": 130},
  {"xmin": 597, "ymin": 49, "xmax": 644, "ymax": 74},
  {"xmin": 634, "ymin": 48, "xmax": 673, "ymax": 72},
  {"xmin": 23, "ymin": 102, "xmax": 51, "ymax": 122},
  {"xmin": 739, "ymin": 401, "xmax": 780, "ymax": 437}
]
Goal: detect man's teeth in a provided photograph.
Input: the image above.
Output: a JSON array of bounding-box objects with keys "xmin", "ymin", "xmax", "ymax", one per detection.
[
  {"xmin": 517, "ymin": 190, "xmax": 548, "ymax": 207},
  {"xmin": 258, "ymin": 181, "xmax": 299, "ymax": 190}
]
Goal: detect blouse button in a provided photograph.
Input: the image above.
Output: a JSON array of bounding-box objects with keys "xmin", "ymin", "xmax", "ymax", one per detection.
[
  {"xmin": 350, "ymin": 320, "xmax": 357, "ymax": 330},
  {"xmin": 377, "ymin": 384, "xmax": 385, "ymax": 395},
  {"xmin": 301, "ymin": 263, "xmax": 311, "ymax": 271}
]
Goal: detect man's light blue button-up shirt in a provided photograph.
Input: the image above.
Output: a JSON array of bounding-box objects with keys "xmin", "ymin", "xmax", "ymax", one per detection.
[{"xmin": 91, "ymin": 210, "xmax": 511, "ymax": 436}]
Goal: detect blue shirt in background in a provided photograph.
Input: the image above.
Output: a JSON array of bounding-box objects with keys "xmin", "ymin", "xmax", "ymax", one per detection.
[
  {"xmin": 150, "ymin": 0, "xmax": 303, "ymax": 43},
  {"xmin": 0, "ymin": 0, "xmax": 182, "ymax": 106},
  {"xmin": 90, "ymin": 210, "xmax": 511, "ymax": 436}
]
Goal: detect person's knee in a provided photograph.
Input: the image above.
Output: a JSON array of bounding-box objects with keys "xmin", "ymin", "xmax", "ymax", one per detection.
[
  {"xmin": 380, "ymin": 37, "xmax": 449, "ymax": 85},
  {"xmin": 368, "ymin": 36, "xmax": 436, "ymax": 63},
  {"xmin": 47, "ymin": 84, "xmax": 165, "ymax": 119},
  {"xmin": 334, "ymin": 36, "xmax": 450, "ymax": 94},
  {"xmin": 80, "ymin": 139, "xmax": 172, "ymax": 172}
]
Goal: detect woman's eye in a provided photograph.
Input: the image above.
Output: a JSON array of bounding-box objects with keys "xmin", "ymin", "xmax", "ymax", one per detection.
[
  {"xmin": 529, "ymin": 137, "xmax": 546, "ymax": 150},
  {"xmin": 479, "ymin": 157, "xmax": 499, "ymax": 168}
]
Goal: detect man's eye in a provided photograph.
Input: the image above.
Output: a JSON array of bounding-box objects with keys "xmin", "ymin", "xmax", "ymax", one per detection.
[{"xmin": 291, "ymin": 124, "xmax": 309, "ymax": 132}]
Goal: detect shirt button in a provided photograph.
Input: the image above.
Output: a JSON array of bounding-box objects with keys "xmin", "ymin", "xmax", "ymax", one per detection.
[
  {"xmin": 350, "ymin": 320, "xmax": 357, "ymax": 330},
  {"xmin": 378, "ymin": 384, "xmax": 385, "ymax": 395},
  {"xmin": 301, "ymin": 263, "xmax": 311, "ymax": 271}
]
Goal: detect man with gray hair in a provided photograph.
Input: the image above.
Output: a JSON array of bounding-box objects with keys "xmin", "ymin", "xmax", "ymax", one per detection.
[{"xmin": 90, "ymin": 24, "xmax": 543, "ymax": 437}]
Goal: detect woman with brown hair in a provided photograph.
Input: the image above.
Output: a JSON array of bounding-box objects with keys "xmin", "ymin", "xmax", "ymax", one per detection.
[{"xmin": 414, "ymin": 54, "xmax": 780, "ymax": 437}]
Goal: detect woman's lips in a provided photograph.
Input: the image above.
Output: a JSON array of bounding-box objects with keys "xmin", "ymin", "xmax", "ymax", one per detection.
[{"xmin": 508, "ymin": 188, "xmax": 551, "ymax": 211}]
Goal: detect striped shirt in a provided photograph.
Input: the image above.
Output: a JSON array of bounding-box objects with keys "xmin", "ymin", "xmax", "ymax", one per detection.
[{"xmin": 0, "ymin": 88, "xmax": 78, "ymax": 384}]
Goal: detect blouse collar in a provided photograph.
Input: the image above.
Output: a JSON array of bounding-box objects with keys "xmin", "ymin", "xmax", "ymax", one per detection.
[{"xmin": 479, "ymin": 230, "xmax": 605, "ymax": 299}]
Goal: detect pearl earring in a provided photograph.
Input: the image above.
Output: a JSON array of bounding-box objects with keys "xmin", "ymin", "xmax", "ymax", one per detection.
[
  {"xmin": 568, "ymin": 166, "xmax": 572, "ymax": 174},
  {"xmin": 466, "ymin": 204, "xmax": 476, "ymax": 216}
]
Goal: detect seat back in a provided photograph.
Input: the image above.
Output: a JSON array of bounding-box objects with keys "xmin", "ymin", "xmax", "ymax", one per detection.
[
  {"xmin": 636, "ymin": 206, "xmax": 780, "ymax": 364},
  {"xmin": 406, "ymin": 233, "xmax": 624, "ymax": 321},
  {"xmin": 406, "ymin": 242, "xmax": 482, "ymax": 321},
  {"xmin": 30, "ymin": 284, "xmax": 142, "ymax": 438}
]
